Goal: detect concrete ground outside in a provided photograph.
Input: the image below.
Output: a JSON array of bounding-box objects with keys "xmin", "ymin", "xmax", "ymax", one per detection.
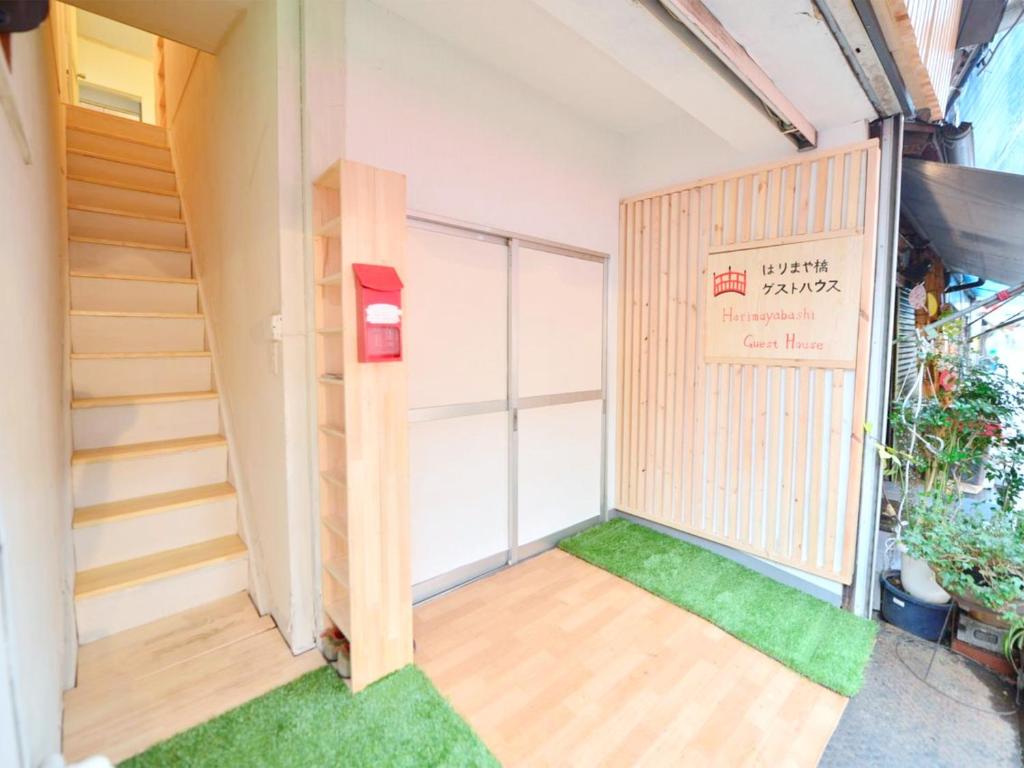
[{"xmin": 822, "ymin": 620, "xmax": 1022, "ymax": 766}]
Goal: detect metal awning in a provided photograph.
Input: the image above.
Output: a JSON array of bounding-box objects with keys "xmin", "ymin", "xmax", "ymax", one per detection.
[{"xmin": 901, "ymin": 158, "xmax": 1024, "ymax": 285}]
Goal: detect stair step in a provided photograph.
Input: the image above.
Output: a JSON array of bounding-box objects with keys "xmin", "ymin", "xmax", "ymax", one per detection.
[
  {"xmin": 68, "ymin": 204, "xmax": 183, "ymax": 225},
  {"xmin": 72, "ymin": 350, "xmax": 211, "ymax": 360},
  {"xmin": 69, "ymin": 178, "xmax": 181, "ymax": 220},
  {"xmin": 67, "ymin": 153, "xmax": 177, "ymax": 195},
  {"xmin": 75, "ymin": 535, "xmax": 247, "ymax": 599},
  {"xmin": 71, "ymin": 274, "xmax": 197, "ymax": 314},
  {"xmin": 69, "ymin": 208, "xmax": 187, "ymax": 249},
  {"xmin": 72, "ymin": 390, "xmax": 216, "ymax": 409},
  {"xmin": 74, "ymin": 482, "xmax": 236, "ymax": 528},
  {"xmin": 67, "ymin": 129, "xmax": 173, "ymax": 172},
  {"xmin": 72, "ymin": 434, "xmax": 226, "ymax": 465},
  {"xmin": 70, "ymin": 310, "xmax": 201, "ymax": 320},
  {"xmin": 70, "ymin": 271, "xmax": 196, "ymax": 285},
  {"xmin": 70, "ymin": 238, "xmax": 192, "ymax": 280},
  {"xmin": 66, "ymin": 104, "xmax": 168, "ymax": 149},
  {"xmin": 68, "ymin": 174, "xmax": 178, "ymax": 198},
  {"xmin": 68, "ymin": 147, "xmax": 173, "ymax": 174},
  {"xmin": 71, "ymin": 356, "xmax": 212, "ymax": 399},
  {"xmin": 72, "ymin": 394, "xmax": 220, "ymax": 450},
  {"xmin": 71, "ymin": 312, "xmax": 205, "ymax": 354},
  {"xmin": 70, "ymin": 235, "xmax": 189, "ymax": 254}
]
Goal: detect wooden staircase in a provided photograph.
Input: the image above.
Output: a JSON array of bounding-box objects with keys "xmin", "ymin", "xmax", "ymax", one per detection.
[{"xmin": 66, "ymin": 104, "xmax": 249, "ymax": 644}]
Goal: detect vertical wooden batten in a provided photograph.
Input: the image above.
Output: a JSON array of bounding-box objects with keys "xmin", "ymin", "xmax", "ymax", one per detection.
[
  {"xmin": 312, "ymin": 160, "xmax": 413, "ymax": 692},
  {"xmin": 617, "ymin": 141, "xmax": 881, "ymax": 584}
]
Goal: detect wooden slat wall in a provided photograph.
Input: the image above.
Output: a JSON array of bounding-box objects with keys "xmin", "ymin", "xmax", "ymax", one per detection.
[{"xmin": 617, "ymin": 141, "xmax": 880, "ymax": 583}]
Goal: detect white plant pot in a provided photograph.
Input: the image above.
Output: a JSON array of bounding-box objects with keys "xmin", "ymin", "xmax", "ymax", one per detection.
[{"xmin": 899, "ymin": 544, "xmax": 951, "ymax": 605}]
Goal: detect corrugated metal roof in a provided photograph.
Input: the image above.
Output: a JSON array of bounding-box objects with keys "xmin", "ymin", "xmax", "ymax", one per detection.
[{"xmin": 901, "ymin": 158, "xmax": 1024, "ymax": 284}]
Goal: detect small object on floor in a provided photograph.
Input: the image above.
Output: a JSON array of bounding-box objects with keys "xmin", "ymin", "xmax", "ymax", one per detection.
[
  {"xmin": 560, "ymin": 519, "xmax": 877, "ymax": 696},
  {"xmin": 956, "ymin": 612, "xmax": 1010, "ymax": 656}
]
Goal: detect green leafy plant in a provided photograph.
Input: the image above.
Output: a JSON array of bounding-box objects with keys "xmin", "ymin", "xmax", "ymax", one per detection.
[
  {"xmin": 1004, "ymin": 618, "xmax": 1024, "ymax": 673},
  {"xmin": 882, "ymin": 350, "xmax": 1024, "ymax": 624}
]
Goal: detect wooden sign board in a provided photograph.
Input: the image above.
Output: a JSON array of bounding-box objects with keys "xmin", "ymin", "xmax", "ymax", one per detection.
[{"xmin": 704, "ymin": 234, "xmax": 863, "ymax": 367}]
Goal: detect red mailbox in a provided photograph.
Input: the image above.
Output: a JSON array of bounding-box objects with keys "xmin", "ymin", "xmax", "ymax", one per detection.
[{"xmin": 352, "ymin": 263, "xmax": 403, "ymax": 363}]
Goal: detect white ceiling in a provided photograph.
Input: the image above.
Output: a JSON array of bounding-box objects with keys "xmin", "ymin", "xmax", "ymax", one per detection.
[
  {"xmin": 371, "ymin": 0, "xmax": 801, "ymax": 153},
  {"xmin": 700, "ymin": 0, "xmax": 876, "ymax": 128},
  {"xmin": 64, "ymin": 0, "xmax": 250, "ymax": 53},
  {"xmin": 76, "ymin": 10, "xmax": 154, "ymax": 60},
  {"xmin": 369, "ymin": 0, "xmax": 877, "ymax": 152},
  {"xmin": 368, "ymin": 0, "xmax": 683, "ymax": 136}
]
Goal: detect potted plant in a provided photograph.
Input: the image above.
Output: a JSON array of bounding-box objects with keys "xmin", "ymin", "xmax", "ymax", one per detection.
[
  {"xmin": 881, "ymin": 346, "xmax": 1024, "ymax": 624},
  {"xmin": 320, "ymin": 626, "xmax": 351, "ymax": 678},
  {"xmin": 1003, "ymin": 618, "xmax": 1024, "ymax": 702}
]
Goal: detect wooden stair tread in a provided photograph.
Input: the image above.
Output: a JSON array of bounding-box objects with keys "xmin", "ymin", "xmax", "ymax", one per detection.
[
  {"xmin": 71, "ymin": 350, "xmax": 211, "ymax": 360},
  {"xmin": 72, "ymin": 390, "xmax": 217, "ymax": 409},
  {"xmin": 66, "ymin": 105, "xmax": 169, "ymax": 149},
  {"xmin": 75, "ymin": 535, "xmax": 247, "ymax": 599},
  {"xmin": 69, "ymin": 235, "xmax": 190, "ymax": 254},
  {"xmin": 69, "ymin": 271, "xmax": 197, "ymax": 285},
  {"xmin": 72, "ymin": 593, "xmax": 268, "ymax": 686},
  {"xmin": 72, "ymin": 434, "xmax": 226, "ymax": 465},
  {"xmin": 68, "ymin": 203, "xmax": 184, "ymax": 224},
  {"xmin": 74, "ymin": 482, "xmax": 236, "ymax": 528},
  {"xmin": 68, "ymin": 173, "xmax": 179, "ymax": 197},
  {"xmin": 67, "ymin": 147, "xmax": 174, "ymax": 173},
  {"xmin": 71, "ymin": 310, "xmax": 202, "ymax": 319}
]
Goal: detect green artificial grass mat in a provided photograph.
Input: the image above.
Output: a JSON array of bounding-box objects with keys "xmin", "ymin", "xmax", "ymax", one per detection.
[
  {"xmin": 559, "ymin": 519, "xmax": 877, "ymax": 696},
  {"xmin": 121, "ymin": 665, "xmax": 498, "ymax": 768}
]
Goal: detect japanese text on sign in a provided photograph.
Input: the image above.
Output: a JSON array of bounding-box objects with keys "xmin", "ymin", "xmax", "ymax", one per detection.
[{"xmin": 703, "ymin": 235, "xmax": 863, "ymax": 367}]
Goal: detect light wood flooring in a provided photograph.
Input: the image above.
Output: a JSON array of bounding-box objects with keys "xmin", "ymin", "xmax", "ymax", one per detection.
[
  {"xmin": 63, "ymin": 592, "xmax": 323, "ymax": 763},
  {"xmin": 415, "ymin": 549, "xmax": 847, "ymax": 767}
]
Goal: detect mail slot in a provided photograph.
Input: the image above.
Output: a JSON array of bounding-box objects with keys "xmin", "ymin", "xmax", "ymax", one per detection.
[{"xmin": 352, "ymin": 263, "xmax": 403, "ymax": 362}]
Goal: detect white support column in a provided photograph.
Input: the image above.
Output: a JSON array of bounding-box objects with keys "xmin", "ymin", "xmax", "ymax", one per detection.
[{"xmin": 847, "ymin": 114, "xmax": 903, "ymax": 617}]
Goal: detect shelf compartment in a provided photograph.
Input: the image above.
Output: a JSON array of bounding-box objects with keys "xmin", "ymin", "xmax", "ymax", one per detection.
[
  {"xmin": 324, "ymin": 598, "xmax": 351, "ymax": 639},
  {"xmin": 319, "ymin": 424, "xmax": 346, "ymax": 439},
  {"xmin": 320, "ymin": 470, "xmax": 346, "ymax": 489},
  {"xmin": 323, "ymin": 556, "xmax": 349, "ymax": 590},
  {"xmin": 315, "ymin": 216, "xmax": 340, "ymax": 238}
]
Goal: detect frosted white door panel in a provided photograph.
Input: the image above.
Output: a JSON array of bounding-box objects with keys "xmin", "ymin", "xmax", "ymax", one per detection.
[
  {"xmin": 517, "ymin": 399, "xmax": 602, "ymax": 545},
  {"xmin": 410, "ymin": 412, "xmax": 509, "ymax": 584},
  {"xmin": 406, "ymin": 227, "xmax": 507, "ymax": 409},
  {"xmin": 518, "ymin": 247, "xmax": 603, "ymax": 398}
]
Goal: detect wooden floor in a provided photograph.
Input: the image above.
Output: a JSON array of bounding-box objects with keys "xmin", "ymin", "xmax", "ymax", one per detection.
[
  {"xmin": 415, "ymin": 550, "xmax": 847, "ymax": 767},
  {"xmin": 63, "ymin": 592, "xmax": 323, "ymax": 763}
]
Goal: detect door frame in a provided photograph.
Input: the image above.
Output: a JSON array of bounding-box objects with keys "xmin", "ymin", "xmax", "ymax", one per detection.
[{"xmin": 406, "ymin": 210, "xmax": 609, "ymax": 603}]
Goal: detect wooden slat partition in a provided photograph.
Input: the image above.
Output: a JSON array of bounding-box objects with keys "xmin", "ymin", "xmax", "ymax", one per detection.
[{"xmin": 617, "ymin": 141, "xmax": 880, "ymax": 583}]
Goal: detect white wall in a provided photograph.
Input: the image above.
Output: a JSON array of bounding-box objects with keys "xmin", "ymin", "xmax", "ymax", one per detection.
[
  {"xmin": 0, "ymin": 22, "xmax": 73, "ymax": 768},
  {"xmin": 75, "ymin": 36, "xmax": 156, "ymax": 124},
  {"xmin": 163, "ymin": 0, "xmax": 314, "ymax": 652},
  {"xmin": 344, "ymin": 0, "xmax": 624, "ymax": 258}
]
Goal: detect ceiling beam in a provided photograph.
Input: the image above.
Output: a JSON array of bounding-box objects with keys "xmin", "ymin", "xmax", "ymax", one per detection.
[{"xmin": 660, "ymin": 0, "xmax": 819, "ymax": 148}]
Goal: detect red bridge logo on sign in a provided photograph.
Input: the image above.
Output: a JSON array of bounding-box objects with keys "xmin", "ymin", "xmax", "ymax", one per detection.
[{"xmin": 712, "ymin": 267, "xmax": 746, "ymax": 297}]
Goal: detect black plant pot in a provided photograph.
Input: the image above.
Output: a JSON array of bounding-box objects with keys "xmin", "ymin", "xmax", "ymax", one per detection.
[{"xmin": 880, "ymin": 570, "xmax": 954, "ymax": 642}]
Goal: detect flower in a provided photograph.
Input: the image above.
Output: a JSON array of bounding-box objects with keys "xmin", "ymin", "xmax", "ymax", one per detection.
[{"xmin": 937, "ymin": 368, "xmax": 958, "ymax": 392}]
